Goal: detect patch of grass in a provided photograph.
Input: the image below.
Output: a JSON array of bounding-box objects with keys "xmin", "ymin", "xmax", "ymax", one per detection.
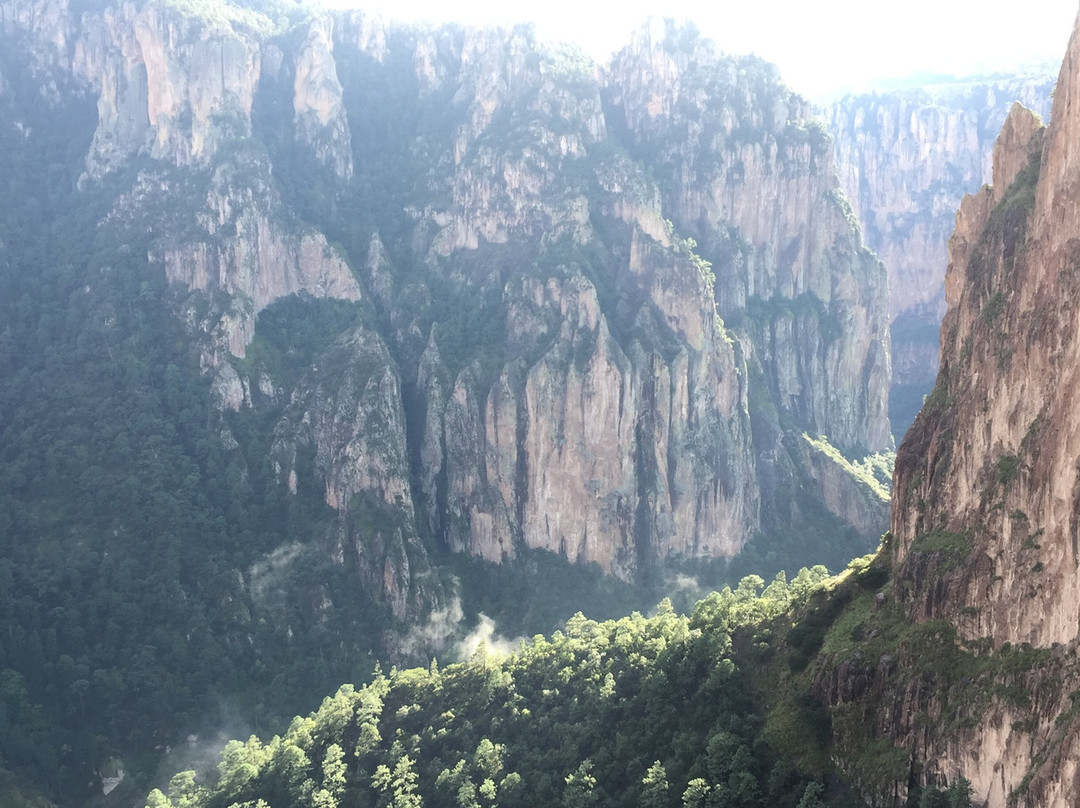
[
  {"xmin": 786, "ymin": 587, "xmax": 853, "ymax": 672},
  {"xmin": 997, "ymin": 455, "xmax": 1020, "ymax": 485},
  {"xmin": 802, "ymin": 433, "xmax": 894, "ymax": 503},
  {"xmin": 829, "ymin": 712, "xmax": 911, "ymax": 794},
  {"xmin": 819, "ymin": 589, "xmax": 875, "ymax": 656},
  {"xmin": 911, "ymin": 529, "xmax": 971, "ymax": 554}
]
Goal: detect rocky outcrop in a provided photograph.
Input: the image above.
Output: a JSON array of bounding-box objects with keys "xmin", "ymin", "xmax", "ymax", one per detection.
[
  {"xmin": 605, "ymin": 20, "xmax": 892, "ymax": 456},
  {"xmin": 421, "ymin": 248, "xmax": 757, "ymax": 577},
  {"xmin": 271, "ymin": 325, "xmax": 439, "ymax": 620},
  {"xmin": 892, "ymin": 102, "xmax": 1056, "ymax": 646},
  {"xmin": 826, "ymin": 74, "xmax": 1055, "ymax": 437},
  {"xmin": 0, "ymin": 0, "xmax": 891, "ymax": 606},
  {"xmin": 851, "ymin": 11, "xmax": 1080, "ymax": 805},
  {"xmin": 0, "ymin": 0, "xmax": 70, "ymax": 68},
  {"xmin": 157, "ymin": 154, "xmax": 363, "ymax": 359},
  {"xmin": 62, "ymin": 2, "xmax": 367, "ymax": 402},
  {"xmin": 74, "ymin": 1, "xmax": 264, "ymax": 173},
  {"xmin": 293, "ymin": 15, "xmax": 352, "ymax": 179}
]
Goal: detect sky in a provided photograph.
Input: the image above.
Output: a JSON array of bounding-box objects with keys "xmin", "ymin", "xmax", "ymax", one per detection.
[{"xmin": 321, "ymin": 0, "xmax": 1078, "ymax": 99}]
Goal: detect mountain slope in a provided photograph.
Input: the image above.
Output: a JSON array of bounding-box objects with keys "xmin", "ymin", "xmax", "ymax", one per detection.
[
  {"xmin": 116, "ymin": 10, "xmax": 1080, "ymax": 808},
  {"xmin": 813, "ymin": 11, "xmax": 1080, "ymax": 807},
  {"xmin": 0, "ymin": 0, "xmax": 893, "ymax": 803}
]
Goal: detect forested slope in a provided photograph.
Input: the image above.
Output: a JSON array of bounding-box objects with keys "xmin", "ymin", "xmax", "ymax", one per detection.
[
  {"xmin": 146, "ymin": 566, "xmax": 847, "ymax": 808},
  {"xmin": 144, "ymin": 557, "xmax": 982, "ymax": 808}
]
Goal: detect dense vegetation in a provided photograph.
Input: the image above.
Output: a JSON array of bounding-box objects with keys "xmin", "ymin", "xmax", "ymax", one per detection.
[
  {"xmin": 146, "ymin": 568, "xmax": 849, "ymax": 808},
  {"xmin": 0, "ymin": 63, "xmax": 654, "ymax": 806},
  {"xmin": 145, "ymin": 557, "xmax": 979, "ymax": 808},
  {"xmin": 0, "ymin": 42, "xmax": 394, "ymax": 805},
  {"xmin": 0, "ymin": 38, "xmax": 670, "ymax": 806}
]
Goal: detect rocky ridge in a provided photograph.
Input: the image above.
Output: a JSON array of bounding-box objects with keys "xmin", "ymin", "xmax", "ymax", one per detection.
[{"xmin": 608, "ymin": 21, "xmax": 891, "ymax": 454}]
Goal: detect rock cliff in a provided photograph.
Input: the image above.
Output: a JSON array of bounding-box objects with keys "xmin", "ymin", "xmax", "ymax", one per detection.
[
  {"xmin": 826, "ymin": 74, "xmax": 1055, "ymax": 438},
  {"xmin": 0, "ymin": 0, "xmax": 920, "ymax": 801},
  {"xmin": 821, "ymin": 12, "xmax": 1080, "ymax": 806},
  {"xmin": 607, "ymin": 20, "xmax": 892, "ymax": 455},
  {"xmin": 0, "ymin": 0, "xmax": 891, "ymax": 630}
]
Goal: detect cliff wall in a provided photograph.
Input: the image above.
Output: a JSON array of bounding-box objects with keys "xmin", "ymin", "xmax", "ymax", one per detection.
[
  {"xmin": 820, "ymin": 13, "xmax": 1080, "ymax": 806},
  {"xmin": 827, "ymin": 76, "xmax": 1055, "ymax": 437},
  {"xmin": 0, "ymin": 0, "xmax": 891, "ymax": 619}
]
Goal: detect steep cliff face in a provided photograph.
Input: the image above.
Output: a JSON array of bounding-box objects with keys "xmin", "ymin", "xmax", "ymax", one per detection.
[
  {"xmin": 606, "ymin": 20, "xmax": 892, "ymax": 456},
  {"xmin": 826, "ymin": 75, "xmax": 1055, "ymax": 437},
  {"xmin": 822, "ymin": 13, "xmax": 1080, "ymax": 805},
  {"xmin": 892, "ymin": 105, "xmax": 1063, "ymax": 648},
  {"xmin": 64, "ymin": 0, "xmax": 365, "ymax": 403},
  {"xmin": 376, "ymin": 18, "xmax": 893, "ymax": 577},
  {"xmin": 74, "ymin": 1, "xmax": 263, "ymax": 171},
  {"xmin": 0, "ymin": 1, "xmax": 913, "ymax": 802},
  {"xmin": 270, "ymin": 324, "xmax": 441, "ymax": 620},
  {"xmin": 419, "ymin": 241, "xmax": 757, "ymax": 576},
  {"xmin": 292, "ymin": 15, "xmax": 352, "ymax": 179},
  {"xmin": 0, "ymin": 1, "xmax": 890, "ymax": 587},
  {"xmin": 0, "ymin": 0, "xmax": 890, "ymax": 651}
]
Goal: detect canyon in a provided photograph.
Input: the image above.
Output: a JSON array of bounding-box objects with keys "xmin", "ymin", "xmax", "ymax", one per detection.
[
  {"xmin": 826, "ymin": 71, "xmax": 1055, "ymax": 437},
  {"xmin": 2, "ymin": 0, "xmax": 1077, "ymax": 805},
  {"xmin": 814, "ymin": 11, "xmax": 1080, "ymax": 807}
]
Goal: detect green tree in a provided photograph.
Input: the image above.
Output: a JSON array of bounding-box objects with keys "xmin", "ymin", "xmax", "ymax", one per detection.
[
  {"xmin": 473, "ymin": 739, "xmax": 504, "ymax": 781},
  {"xmin": 145, "ymin": 789, "xmax": 173, "ymax": 808},
  {"xmin": 499, "ymin": 772, "xmax": 524, "ymax": 803},
  {"xmin": 217, "ymin": 736, "xmax": 268, "ymax": 799},
  {"xmin": 796, "ymin": 781, "xmax": 826, "ymax": 808},
  {"xmin": 374, "ymin": 755, "xmax": 422, "ymax": 808},
  {"xmin": 456, "ymin": 780, "xmax": 480, "ymax": 808},
  {"xmin": 948, "ymin": 778, "xmax": 973, "ymax": 808},
  {"xmin": 640, "ymin": 761, "xmax": 669, "ymax": 808},
  {"xmin": 310, "ymin": 743, "xmax": 348, "ymax": 808},
  {"xmin": 681, "ymin": 779, "xmax": 711, "ymax": 808},
  {"xmin": 563, "ymin": 760, "xmax": 597, "ymax": 808}
]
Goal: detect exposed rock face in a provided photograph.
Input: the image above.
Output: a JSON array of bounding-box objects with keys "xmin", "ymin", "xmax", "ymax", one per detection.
[
  {"xmin": 159, "ymin": 164, "xmax": 362, "ymax": 359},
  {"xmin": 75, "ymin": 1, "xmax": 262, "ymax": 173},
  {"xmin": 0, "ymin": 0, "xmax": 70, "ymax": 67},
  {"xmin": 293, "ymin": 16, "xmax": 353, "ymax": 179},
  {"xmin": 893, "ymin": 105, "xmax": 1055, "ymax": 646},
  {"xmin": 66, "ymin": 1, "xmax": 365, "ymax": 397},
  {"xmin": 607, "ymin": 20, "xmax": 892, "ymax": 455},
  {"xmin": 421, "ymin": 245, "xmax": 756, "ymax": 576},
  {"xmin": 271, "ymin": 325, "xmax": 438, "ymax": 619},
  {"xmin": 826, "ymin": 75, "xmax": 1055, "ymax": 437},
  {"xmin": 873, "ymin": 12, "xmax": 1080, "ymax": 805},
  {"xmin": 0, "ymin": 0, "xmax": 891, "ymax": 614}
]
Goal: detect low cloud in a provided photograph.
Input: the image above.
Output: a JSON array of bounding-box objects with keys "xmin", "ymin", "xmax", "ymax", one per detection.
[
  {"xmin": 456, "ymin": 613, "xmax": 525, "ymax": 660},
  {"xmin": 247, "ymin": 542, "xmax": 306, "ymax": 605},
  {"xmin": 664, "ymin": 572, "xmax": 707, "ymax": 611},
  {"xmin": 399, "ymin": 595, "xmax": 466, "ymax": 658},
  {"xmin": 399, "ymin": 578, "xmax": 526, "ymax": 662}
]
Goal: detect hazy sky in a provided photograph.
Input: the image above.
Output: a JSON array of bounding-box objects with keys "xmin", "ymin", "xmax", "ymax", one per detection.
[{"xmin": 323, "ymin": 0, "xmax": 1078, "ymax": 99}]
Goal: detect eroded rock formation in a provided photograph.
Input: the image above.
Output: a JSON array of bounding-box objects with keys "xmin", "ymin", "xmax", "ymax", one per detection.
[
  {"xmin": 828, "ymin": 12, "xmax": 1080, "ymax": 805},
  {"xmin": 827, "ymin": 74, "xmax": 1055, "ymax": 437},
  {"xmin": 0, "ymin": 0, "xmax": 891, "ymax": 623}
]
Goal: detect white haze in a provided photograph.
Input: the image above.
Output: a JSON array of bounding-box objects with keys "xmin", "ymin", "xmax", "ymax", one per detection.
[
  {"xmin": 456, "ymin": 613, "xmax": 526, "ymax": 659},
  {"xmin": 318, "ymin": 0, "xmax": 1077, "ymax": 100},
  {"xmin": 398, "ymin": 595, "xmax": 467, "ymax": 657},
  {"xmin": 399, "ymin": 586, "xmax": 526, "ymax": 661}
]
